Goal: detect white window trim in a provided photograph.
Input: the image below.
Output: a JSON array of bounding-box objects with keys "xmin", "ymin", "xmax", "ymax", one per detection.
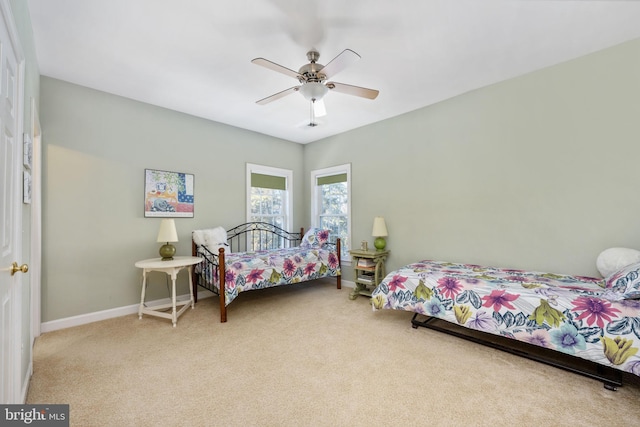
[
  {"xmin": 246, "ymin": 163, "xmax": 293, "ymax": 231},
  {"xmin": 310, "ymin": 163, "xmax": 352, "ymax": 263}
]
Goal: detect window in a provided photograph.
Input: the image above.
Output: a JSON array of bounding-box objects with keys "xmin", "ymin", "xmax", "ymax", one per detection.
[
  {"xmin": 246, "ymin": 164, "xmax": 292, "ymax": 231},
  {"xmin": 311, "ymin": 164, "xmax": 351, "ymax": 261}
]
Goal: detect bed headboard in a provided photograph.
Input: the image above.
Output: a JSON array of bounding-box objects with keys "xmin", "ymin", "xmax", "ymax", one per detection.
[{"xmin": 225, "ymin": 222, "xmax": 303, "ymax": 253}]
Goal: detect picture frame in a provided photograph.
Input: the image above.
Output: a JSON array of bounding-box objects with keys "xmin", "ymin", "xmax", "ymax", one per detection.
[
  {"xmin": 23, "ymin": 133, "xmax": 32, "ymax": 170},
  {"xmin": 23, "ymin": 171, "xmax": 32, "ymax": 204},
  {"xmin": 144, "ymin": 169, "xmax": 194, "ymax": 218}
]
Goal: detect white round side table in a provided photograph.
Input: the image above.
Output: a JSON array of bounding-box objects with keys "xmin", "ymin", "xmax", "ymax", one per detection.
[{"xmin": 134, "ymin": 256, "xmax": 202, "ymax": 327}]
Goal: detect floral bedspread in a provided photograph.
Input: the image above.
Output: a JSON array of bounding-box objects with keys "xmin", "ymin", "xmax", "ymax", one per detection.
[
  {"xmin": 201, "ymin": 246, "xmax": 340, "ymax": 306},
  {"xmin": 371, "ymin": 260, "xmax": 640, "ymax": 377}
]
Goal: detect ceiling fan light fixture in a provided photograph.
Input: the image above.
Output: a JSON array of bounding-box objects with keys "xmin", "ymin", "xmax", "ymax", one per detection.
[
  {"xmin": 299, "ymin": 82, "xmax": 328, "ymax": 101},
  {"xmin": 313, "ymin": 99, "xmax": 327, "ymax": 117}
]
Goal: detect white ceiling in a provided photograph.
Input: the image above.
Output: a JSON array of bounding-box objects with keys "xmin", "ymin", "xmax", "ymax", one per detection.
[{"xmin": 27, "ymin": 0, "xmax": 640, "ymax": 144}]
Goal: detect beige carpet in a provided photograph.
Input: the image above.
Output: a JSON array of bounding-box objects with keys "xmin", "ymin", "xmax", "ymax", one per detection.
[{"xmin": 27, "ymin": 279, "xmax": 640, "ymax": 426}]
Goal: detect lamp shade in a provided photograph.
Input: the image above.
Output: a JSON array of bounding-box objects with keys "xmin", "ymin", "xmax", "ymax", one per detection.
[
  {"xmin": 157, "ymin": 219, "xmax": 178, "ymax": 243},
  {"xmin": 372, "ymin": 217, "xmax": 388, "ymax": 237}
]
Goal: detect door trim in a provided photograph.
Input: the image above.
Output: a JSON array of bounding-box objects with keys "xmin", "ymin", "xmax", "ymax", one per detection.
[
  {"xmin": 30, "ymin": 98, "xmax": 41, "ymax": 341},
  {"xmin": 1, "ymin": 0, "xmax": 27, "ymax": 404}
]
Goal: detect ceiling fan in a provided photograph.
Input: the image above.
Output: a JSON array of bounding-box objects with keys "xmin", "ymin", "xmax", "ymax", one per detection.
[{"xmin": 251, "ymin": 49, "xmax": 379, "ymax": 126}]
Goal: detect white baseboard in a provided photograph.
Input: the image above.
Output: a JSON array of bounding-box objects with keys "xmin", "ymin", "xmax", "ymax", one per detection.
[
  {"xmin": 40, "ymin": 281, "xmax": 354, "ymax": 334},
  {"xmin": 40, "ymin": 290, "xmax": 214, "ymax": 333},
  {"xmin": 342, "ymin": 279, "xmax": 355, "ymax": 289}
]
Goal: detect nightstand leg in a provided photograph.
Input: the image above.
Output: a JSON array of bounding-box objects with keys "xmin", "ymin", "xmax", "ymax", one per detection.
[
  {"xmin": 349, "ymin": 283, "xmax": 366, "ymax": 300},
  {"xmin": 170, "ymin": 270, "xmax": 178, "ymax": 327},
  {"xmin": 138, "ymin": 270, "xmax": 147, "ymax": 319},
  {"xmin": 188, "ymin": 266, "xmax": 195, "ymax": 309}
]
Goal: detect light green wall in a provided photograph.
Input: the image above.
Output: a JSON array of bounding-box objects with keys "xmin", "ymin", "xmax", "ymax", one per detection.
[
  {"xmin": 40, "ymin": 77, "xmax": 304, "ymax": 321},
  {"xmin": 41, "ymin": 38, "xmax": 640, "ymax": 322},
  {"xmin": 305, "ymin": 38, "xmax": 640, "ymax": 279}
]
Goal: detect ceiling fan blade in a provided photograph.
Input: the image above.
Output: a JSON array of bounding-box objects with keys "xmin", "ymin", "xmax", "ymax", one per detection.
[
  {"xmin": 318, "ymin": 49, "xmax": 360, "ymax": 79},
  {"xmin": 251, "ymin": 58, "xmax": 302, "ymax": 80},
  {"xmin": 256, "ymin": 86, "xmax": 300, "ymax": 105},
  {"xmin": 326, "ymin": 81, "xmax": 379, "ymax": 100}
]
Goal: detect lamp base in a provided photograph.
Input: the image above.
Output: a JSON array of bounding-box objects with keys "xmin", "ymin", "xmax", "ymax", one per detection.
[
  {"xmin": 159, "ymin": 243, "xmax": 176, "ymax": 261},
  {"xmin": 374, "ymin": 237, "xmax": 386, "ymax": 251}
]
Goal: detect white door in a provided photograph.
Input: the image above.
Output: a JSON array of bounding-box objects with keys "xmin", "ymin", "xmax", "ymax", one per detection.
[{"xmin": 0, "ymin": 2, "xmax": 25, "ymax": 404}]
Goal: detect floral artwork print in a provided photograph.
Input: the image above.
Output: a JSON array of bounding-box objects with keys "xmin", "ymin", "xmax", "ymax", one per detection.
[
  {"xmin": 197, "ymin": 246, "xmax": 340, "ymax": 306},
  {"xmin": 144, "ymin": 169, "xmax": 194, "ymax": 218},
  {"xmin": 371, "ymin": 260, "xmax": 640, "ymax": 377}
]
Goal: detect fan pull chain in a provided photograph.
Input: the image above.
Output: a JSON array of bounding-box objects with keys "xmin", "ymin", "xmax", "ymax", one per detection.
[{"xmin": 309, "ymin": 100, "xmax": 318, "ymax": 127}]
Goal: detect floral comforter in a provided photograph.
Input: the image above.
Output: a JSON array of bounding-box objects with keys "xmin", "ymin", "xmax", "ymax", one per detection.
[
  {"xmin": 371, "ymin": 260, "xmax": 640, "ymax": 377},
  {"xmin": 201, "ymin": 246, "xmax": 340, "ymax": 306}
]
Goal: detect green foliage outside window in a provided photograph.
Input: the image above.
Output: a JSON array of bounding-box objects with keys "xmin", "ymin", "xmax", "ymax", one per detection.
[{"xmin": 319, "ymin": 181, "xmax": 349, "ymax": 257}]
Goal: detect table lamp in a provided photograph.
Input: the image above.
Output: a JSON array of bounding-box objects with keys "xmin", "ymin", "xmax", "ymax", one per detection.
[
  {"xmin": 372, "ymin": 216, "xmax": 388, "ymax": 251},
  {"xmin": 157, "ymin": 219, "xmax": 178, "ymax": 260}
]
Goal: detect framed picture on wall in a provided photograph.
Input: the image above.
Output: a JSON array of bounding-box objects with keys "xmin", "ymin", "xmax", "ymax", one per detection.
[
  {"xmin": 23, "ymin": 133, "xmax": 32, "ymax": 170},
  {"xmin": 23, "ymin": 171, "xmax": 32, "ymax": 204},
  {"xmin": 144, "ymin": 169, "xmax": 194, "ymax": 218}
]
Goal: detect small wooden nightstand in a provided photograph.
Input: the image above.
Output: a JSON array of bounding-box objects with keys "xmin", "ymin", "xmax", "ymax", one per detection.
[{"xmin": 349, "ymin": 249, "xmax": 389, "ymax": 300}]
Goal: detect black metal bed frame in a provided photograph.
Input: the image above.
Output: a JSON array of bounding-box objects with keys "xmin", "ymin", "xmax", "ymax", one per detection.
[
  {"xmin": 191, "ymin": 222, "xmax": 341, "ymax": 322},
  {"xmin": 411, "ymin": 313, "xmax": 627, "ymax": 390}
]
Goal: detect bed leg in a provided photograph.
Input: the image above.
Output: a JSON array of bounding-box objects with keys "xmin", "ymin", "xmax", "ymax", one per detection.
[
  {"xmin": 192, "ymin": 241, "xmax": 199, "ymax": 304},
  {"xmin": 193, "ymin": 281, "xmax": 199, "ymax": 304},
  {"xmin": 219, "ymin": 248, "xmax": 227, "ymax": 323},
  {"xmin": 336, "ymin": 238, "xmax": 342, "ymax": 289},
  {"xmin": 603, "ymin": 383, "xmax": 619, "ymax": 391},
  {"xmin": 220, "ymin": 299, "xmax": 227, "ymax": 323},
  {"xmin": 191, "ymin": 276, "xmax": 199, "ymax": 304}
]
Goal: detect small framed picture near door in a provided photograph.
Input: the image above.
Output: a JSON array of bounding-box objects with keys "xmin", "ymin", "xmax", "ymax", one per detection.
[
  {"xmin": 23, "ymin": 133, "xmax": 32, "ymax": 170},
  {"xmin": 23, "ymin": 171, "xmax": 31, "ymax": 204}
]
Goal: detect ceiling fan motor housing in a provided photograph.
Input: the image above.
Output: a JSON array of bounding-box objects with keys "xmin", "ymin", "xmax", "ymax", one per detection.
[
  {"xmin": 298, "ymin": 50, "xmax": 327, "ymax": 83},
  {"xmin": 298, "ymin": 64, "xmax": 325, "ymax": 83}
]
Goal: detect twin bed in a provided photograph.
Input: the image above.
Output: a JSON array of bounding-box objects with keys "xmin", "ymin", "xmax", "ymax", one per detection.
[
  {"xmin": 190, "ymin": 220, "xmax": 640, "ymax": 388},
  {"xmin": 371, "ymin": 258, "xmax": 640, "ymax": 389},
  {"xmin": 191, "ymin": 222, "xmax": 341, "ymax": 322}
]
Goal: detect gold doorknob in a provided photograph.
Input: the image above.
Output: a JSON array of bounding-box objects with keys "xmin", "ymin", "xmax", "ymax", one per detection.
[{"xmin": 10, "ymin": 262, "xmax": 28, "ymax": 276}]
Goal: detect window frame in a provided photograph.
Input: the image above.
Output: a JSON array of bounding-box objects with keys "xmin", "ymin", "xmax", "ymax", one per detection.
[
  {"xmin": 246, "ymin": 163, "xmax": 293, "ymax": 232},
  {"xmin": 310, "ymin": 163, "xmax": 352, "ymax": 263}
]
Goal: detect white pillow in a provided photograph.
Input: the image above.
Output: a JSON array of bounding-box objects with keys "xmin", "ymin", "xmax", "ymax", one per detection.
[
  {"xmin": 192, "ymin": 229, "xmax": 207, "ymax": 247},
  {"xmin": 596, "ymin": 247, "xmax": 640, "ymax": 278},
  {"xmin": 205, "ymin": 227, "xmax": 229, "ymax": 254},
  {"xmin": 203, "ymin": 226, "xmax": 227, "ymax": 247},
  {"xmin": 193, "ymin": 227, "xmax": 228, "ymax": 253}
]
